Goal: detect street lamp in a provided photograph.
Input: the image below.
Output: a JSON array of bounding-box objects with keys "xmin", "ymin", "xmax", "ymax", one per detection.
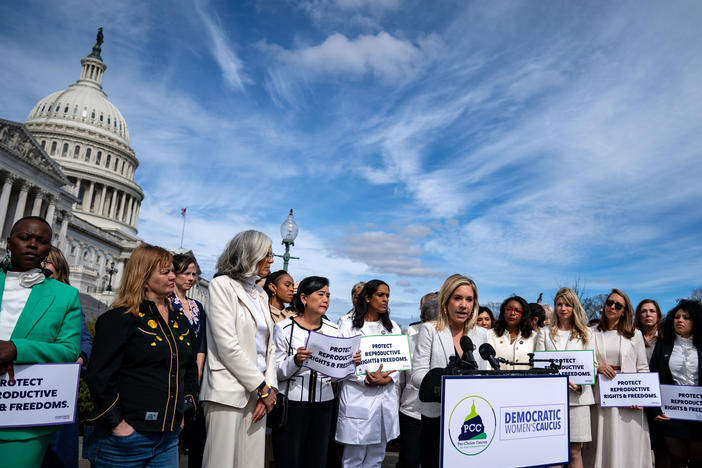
[
  {"xmin": 274, "ymin": 209, "xmax": 300, "ymax": 272},
  {"xmin": 106, "ymin": 261, "xmax": 118, "ymax": 292}
]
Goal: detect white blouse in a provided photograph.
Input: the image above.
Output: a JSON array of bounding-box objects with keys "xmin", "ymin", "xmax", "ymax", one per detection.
[
  {"xmin": 0, "ymin": 272, "xmax": 32, "ymax": 340},
  {"xmin": 669, "ymin": 334, "xmax": 698, "ymax": 386}
]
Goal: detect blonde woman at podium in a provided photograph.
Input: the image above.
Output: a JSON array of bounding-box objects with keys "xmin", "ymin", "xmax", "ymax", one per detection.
[
  {"xmin": 411, "ymin": 274, "xmax": 490, "ymax": 468},
  {"xmin": 583, "ymin": 288, "xmax": 652, "ymax": 468},
  {"xmin": 535, "ymin": 287, "xmax": 595, "ymax": 468}
]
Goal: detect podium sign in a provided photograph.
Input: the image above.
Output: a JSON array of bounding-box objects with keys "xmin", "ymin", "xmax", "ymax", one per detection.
[{"xmin": 441, "ymin": 374, "xmax": 569, "ymax": 468}]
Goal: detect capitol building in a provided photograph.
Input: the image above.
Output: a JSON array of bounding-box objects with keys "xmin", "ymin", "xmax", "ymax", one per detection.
[{"xmin": 0, "ymin": 30, "xmax": 206, "ymax": 315}]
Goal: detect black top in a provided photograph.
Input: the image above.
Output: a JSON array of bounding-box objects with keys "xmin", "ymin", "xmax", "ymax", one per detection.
[{"xmin": 87, "ymin": 300, "xmax": 198, "ymax": 432}]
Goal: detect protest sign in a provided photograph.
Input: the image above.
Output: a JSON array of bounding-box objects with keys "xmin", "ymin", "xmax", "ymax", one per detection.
[
  {"xmin": 441, "ymin": 374, "xmax": 569, "ymax": 468},
  {"xmin": 598, "ymin": 372, "xmax": 661, "ymax": 407},
  {"xmin": 302, "ymin": 331, "xmax": 361, "ymax": 379},
  {"xmin": 532, "ymin": 350, "xmax": 596, "ymax": 385},
  {"xmin": 0, "ymin": 363, "xmax": 80, "ymax": 428},
  {"xmin": 660, "ymin": 384, "xmax": 702, "ymax": 421},
  {"xmin": 355, "ymin": 334, "xmax": 411, "ymax": 376}
]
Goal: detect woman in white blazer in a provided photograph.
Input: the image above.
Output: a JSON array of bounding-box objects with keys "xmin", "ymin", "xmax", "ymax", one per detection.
[
  {"xmin": 200, "ymin": 230, "xmax": 278, "ymax": 468},
  {"xmin": 535, "ymin": 287, "xmax": 595, "ymax": 468},
  {"xmin": 583, "ymin": 289, "xmax": 652, "ymax": 468},
  {"xmin": 411, "ymin": 274, "xmax": 489, "ymax": 468},
  {"xmin": 488, "ymin": 295, "xmax": 536, "ymax": 370},
  {"xmin": 336, "ymin": 279, "xmax": 400, "ymax": 468}
]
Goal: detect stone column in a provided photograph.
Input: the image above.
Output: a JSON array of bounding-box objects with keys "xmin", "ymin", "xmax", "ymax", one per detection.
[
  {"xmin": 45, "ymin": 196, "xmax": 56, "ymax": 227},
  {"xmin": 131, "ymin": 201, "xmax": 140, "ymax": 227},
  {"xmin": 12, "ymin": 181, "xmax": 29, "ymax": 224},
  {"xmin": 118, "ymin": 192, "xmax": 127, "ymax": 221},
  {"xmin": 0, "ymin": 174, "xmax": 16, "ymax": 235},
  {"xmin": 109, "ymin": 190, "xmax": 118, "ymax": 218},
  {"xmin": 125, "ymin": 197, "xmax": 134, "ymax": 223},
  {"xmin": 31, "ymin": 190, "xmax": 44, "ymax": 216},
  {"xmin": 98, "ymin": 185, "xmax": 107, "ymax": 216},
  {"xmin": 58, "ymin": 211, "xmax": 70, "ymax": 251},
  {"xmin": 85, "ymin": 181, "xmax": 95, "ymax": 212}
]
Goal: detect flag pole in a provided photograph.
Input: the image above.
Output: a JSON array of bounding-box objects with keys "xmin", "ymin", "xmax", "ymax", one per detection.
[{"xmin": 180, "ymin": 208, "xmax": 187, "ymax": 248}]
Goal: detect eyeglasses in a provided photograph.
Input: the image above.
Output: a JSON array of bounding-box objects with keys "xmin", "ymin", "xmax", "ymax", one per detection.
[
  {"xmin": 605, "ymin": 299, "xmax": 624, "ymax": 311},
  {"xmin": 505, "ymin": 307, "xmax": 523, "ymax": 314},
  {"xmin": 265, "ymin": 252, "xmax": 274, "ymax": 260}
]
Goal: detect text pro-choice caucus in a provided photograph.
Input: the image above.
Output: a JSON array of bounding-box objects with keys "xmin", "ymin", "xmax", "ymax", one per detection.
[
  {"xmin": 0, "ymin": 217, "xmax": 81, "ymax": 468},
  {"xmin": 84, "ymin": 244, "xmax": 198, "ymax": 467},
  {"xmin": 199, "ymin": 230, "xmax": 278, "ymax": 468}
]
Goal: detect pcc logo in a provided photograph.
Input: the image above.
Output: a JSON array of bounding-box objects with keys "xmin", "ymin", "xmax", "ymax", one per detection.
[{"xmin": 447, "ymin": 396, "xmax": 496, "ymax": 456}]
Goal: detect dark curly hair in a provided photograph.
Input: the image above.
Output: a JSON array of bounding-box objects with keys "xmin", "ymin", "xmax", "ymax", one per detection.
[
  {"xmin": 493, "ymin": 296, "xmax": 532, "ymax": 339},
  {"xmin": 352, "ymin": 279, "xmax": 393, "ymax": 333},
  {"xmin": 660, "ymin": 299, "xmax": 702, "ymax": 348}
]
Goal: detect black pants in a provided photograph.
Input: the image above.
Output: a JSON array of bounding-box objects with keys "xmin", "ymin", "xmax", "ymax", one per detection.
[
  {"xmin": 273, "ymin": 399, "xmax": 334, "ymax": 468},
  {"xmin": 396, "ymin": 412, "xmax": 422, "ymax": 468},
  {"xmin": 420, "ymin": 415, "xmax": 440, "ymax": 468}
]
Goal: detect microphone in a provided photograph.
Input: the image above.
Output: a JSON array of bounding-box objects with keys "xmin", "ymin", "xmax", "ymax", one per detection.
[
  {"xmin": 479, "ymin": 343, "xmax": 501, "ymax": 370},
  {"xmin": 459, "ymin": 336, "xmax": 478, "ymax": 369}
]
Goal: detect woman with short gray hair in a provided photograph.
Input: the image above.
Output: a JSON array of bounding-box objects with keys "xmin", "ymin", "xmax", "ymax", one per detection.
[{"xmin": 200, "ymin": 230, "xmax": 278, "ymax": 468}]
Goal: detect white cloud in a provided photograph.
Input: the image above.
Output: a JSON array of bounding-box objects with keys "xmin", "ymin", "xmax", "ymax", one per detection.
[
  {"xmin": 194, "ymin": 0, "xmax": 247, "ymax": 91},
  {"xmin": 269, "ymin": 31, "xmax": 440, "ymax": 82}
]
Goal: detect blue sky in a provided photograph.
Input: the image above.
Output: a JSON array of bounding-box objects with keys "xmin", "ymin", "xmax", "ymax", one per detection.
[{"xmin": 1, "ymin": 0, "xmax": 701, "ymax": 323}]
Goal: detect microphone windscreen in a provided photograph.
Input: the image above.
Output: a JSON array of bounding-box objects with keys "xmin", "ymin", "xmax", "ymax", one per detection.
[
  {"xmin": 479, "ymin": 343, "xmax": 496, "ymax": 360},
  {"xmin": 459, "ymin": 336, "xmax": 473, "ymax": 355}
]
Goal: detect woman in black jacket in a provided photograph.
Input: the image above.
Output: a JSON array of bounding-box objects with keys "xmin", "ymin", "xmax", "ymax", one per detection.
[
  {"xmin": 648, "ymin": 299, "xmax": 702, "ymax": 468},
  {"xmin": 85, "ymin": 244, "xmax": 198, "ymax": 467}
]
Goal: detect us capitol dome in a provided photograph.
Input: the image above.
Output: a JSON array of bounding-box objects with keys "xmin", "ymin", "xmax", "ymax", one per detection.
[{"xmin": 25, "ymin": 28, "xmax": 143, "ymax": 234}]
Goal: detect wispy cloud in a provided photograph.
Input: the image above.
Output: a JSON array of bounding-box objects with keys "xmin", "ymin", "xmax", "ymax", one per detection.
[{"xmin": 194, "ymin": 0, "xmax": 247, "ymax": 91}]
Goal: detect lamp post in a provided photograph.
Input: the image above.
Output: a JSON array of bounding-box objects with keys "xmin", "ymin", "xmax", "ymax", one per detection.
[
  {"xmin": 106, "ymin": 261, "xmax": 118, "ymax": 292},
  {"xmin": 274, "ymin": 209, "xmax": 300, "ymax": 272}
]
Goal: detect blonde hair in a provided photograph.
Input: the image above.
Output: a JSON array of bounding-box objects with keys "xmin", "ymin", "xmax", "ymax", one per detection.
[
  {"xmin": 435, "ymin": 274, "xmax": 479, "ymax": 332},
  {"xmin": 112, "ymin": 244, "xmax": 173, "ymax": 316},
  {"xmin": 46, "ymin": 246, "xmax": 70, "ymax": 285},
  {"xmin": 550, "ymin": 287, "xmax": 590, "ymax": 344}
]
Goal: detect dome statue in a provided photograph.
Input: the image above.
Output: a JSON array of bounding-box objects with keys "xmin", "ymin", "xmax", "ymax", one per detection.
[{"xmin": 25, "ymin": 29, "xmax": 143, "ymax": 235}]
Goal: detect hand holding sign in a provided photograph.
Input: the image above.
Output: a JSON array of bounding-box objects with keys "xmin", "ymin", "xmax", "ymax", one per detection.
[
  {"xmin": 295, "ymin": 347, "xmax": 313, "ymax": 366},
  {"xmin": 363, "ymin": 363, "xmax": 395, "ymax": 387}
]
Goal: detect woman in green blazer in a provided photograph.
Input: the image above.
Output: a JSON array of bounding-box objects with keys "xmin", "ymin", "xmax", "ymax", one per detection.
[{"xmin": 0, "ymin": 216, "xmax": 82, "ymax": 468}]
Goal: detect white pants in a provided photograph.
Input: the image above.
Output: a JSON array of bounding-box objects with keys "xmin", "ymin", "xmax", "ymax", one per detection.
[
  {"xmin": 202, "ymin": 394, "xmax": 266, "ymax": 468},
  {"xmin": 341, "ymin": 442, "xmax": 387, "ymax": 468}
]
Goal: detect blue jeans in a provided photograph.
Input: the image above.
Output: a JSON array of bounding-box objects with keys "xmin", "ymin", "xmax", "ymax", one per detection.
[{"xmin": 84, "ymin": 425, "xmax": 181, "ymax": 467}]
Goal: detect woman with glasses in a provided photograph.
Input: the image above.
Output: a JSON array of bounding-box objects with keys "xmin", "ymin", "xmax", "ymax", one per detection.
[
  {"xmin": 583, "ymin": 289, "xmax": 652, "ymax": 468},
  {"xmin": 535, "ymin": 288, "xmax": 595, "ymax": 468},
  {"xmin": 648, "ymin": 300, "xmax": 702, "ymax": 468},
  {"xmin": 200, "ymin": 231, "xmax": 278, "ymax": 468},
  {"xmin": 488, "ymin": 296, "xmax": 535, "ymax": 370}
]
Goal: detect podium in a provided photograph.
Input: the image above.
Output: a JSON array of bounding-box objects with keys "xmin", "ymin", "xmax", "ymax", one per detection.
[{"xmin": 440, "ymin": 374, "xmax": 570, "ymax": 467}]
